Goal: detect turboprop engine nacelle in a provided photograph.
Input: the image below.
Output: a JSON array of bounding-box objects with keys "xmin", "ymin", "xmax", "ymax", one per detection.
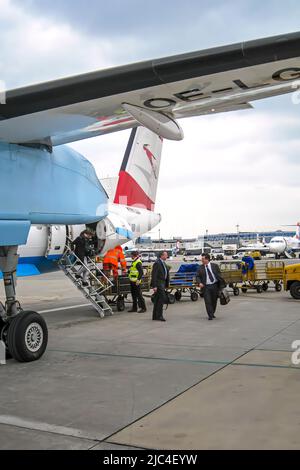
[{"xmin": 96, "ymin": 213, "xmax": 133, "ymax": 255}]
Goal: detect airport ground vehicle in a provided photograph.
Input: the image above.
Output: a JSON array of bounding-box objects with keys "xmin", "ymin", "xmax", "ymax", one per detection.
[
  {"xmin": 232, "ymin": 250, "xmax": 261, "ymax": 260},
  {"xmin": 249, "ymin": 251, "xmax": 262, "ymax": 260},
  {"xmin": 141, "ymin": 252, "xmax": 157, "ymax": 263},
  {"xmin": 183, "ymin": 255, "xmax": 199, "ymax": 262},
  {"xmin": 211, "ymin": 249, "xmax": 224, "ymax": 261},
  {"xmin": 283, "ymin": 263, "xmax": 300, "ymax": 299}
]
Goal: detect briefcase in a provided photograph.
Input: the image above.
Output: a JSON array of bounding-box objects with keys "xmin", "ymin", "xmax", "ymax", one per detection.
[{"xmin": 219, "ymin": 288, "xmax": 230, "ymax": 305}]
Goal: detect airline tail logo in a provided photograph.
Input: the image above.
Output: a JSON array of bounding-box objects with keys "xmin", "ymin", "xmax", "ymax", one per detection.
[{"xmin": 143, "ymin": 144, "xmax": 158, "ymax": 180}]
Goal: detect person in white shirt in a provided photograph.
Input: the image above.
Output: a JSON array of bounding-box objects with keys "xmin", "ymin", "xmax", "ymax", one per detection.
[{"xmin": 196, "ymin": 253, "xmax": 226, "ymax": 320}]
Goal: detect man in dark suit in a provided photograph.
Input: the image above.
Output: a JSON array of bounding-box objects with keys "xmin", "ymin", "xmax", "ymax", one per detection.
[
  {"xmin": 151, "ymin": 251, "xmax": 170, "ymax": 321},
  {"xmin": 196, "ymin": 253, "xmax": 226, "ymax": 320}
]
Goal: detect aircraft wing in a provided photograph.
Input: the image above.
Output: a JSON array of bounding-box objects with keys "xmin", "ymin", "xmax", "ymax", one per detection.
[{"xmin": 1, "ymin": 31, "xmax": 300, "ymax": 145}]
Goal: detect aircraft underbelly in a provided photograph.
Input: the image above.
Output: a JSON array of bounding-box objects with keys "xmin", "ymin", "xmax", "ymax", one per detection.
[{"xmin": 0, "ymin": 143, "xmax": 108, "ymax": 245}]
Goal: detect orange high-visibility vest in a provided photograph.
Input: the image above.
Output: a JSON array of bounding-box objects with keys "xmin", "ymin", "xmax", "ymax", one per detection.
[
  {"xmin": 115, "ymin": 245, "xmax": 127, "ymax": 270},
  {"xmin": 103, "ymin": 249, "xmax": 119, "ymax": 267}
]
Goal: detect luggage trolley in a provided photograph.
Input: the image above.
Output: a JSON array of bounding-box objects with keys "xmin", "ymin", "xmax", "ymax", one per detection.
[
  {"xmin": 219, "ymin": 261, "xmax": 243, "ymax": 296},
  {"xmin": 96, "ymin": 266, "xmax": 152, "ymax": 311},
  {"xmin": 167, "ymin": 264, "xmax": 200, "ymax": 302},
  {"xmin": 241, "ymin": 260, "xmax": 284, "ymax": 293}
]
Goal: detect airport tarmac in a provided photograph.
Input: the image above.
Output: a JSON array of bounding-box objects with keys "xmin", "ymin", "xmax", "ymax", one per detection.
[{"xmin": 1, "ymin": 265, "xmax": 300, "ymax": 450}]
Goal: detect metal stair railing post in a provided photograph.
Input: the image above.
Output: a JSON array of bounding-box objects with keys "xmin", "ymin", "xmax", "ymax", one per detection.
[{"xmin": 58, "ymin": 244, "xmax": 114, "ymax": 317}]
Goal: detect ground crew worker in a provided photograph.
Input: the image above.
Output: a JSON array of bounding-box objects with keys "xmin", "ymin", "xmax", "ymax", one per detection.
[
  {"xmin": 103, "ymin": 245, "xmax": 127, "ymax": 278},
  {"xmin": 115, "ymin": 245, "xmax": 127, "ymax": 274},
  {"xmin": 128, "ymin": 251, "xmax": 147, "ymax": 313}
]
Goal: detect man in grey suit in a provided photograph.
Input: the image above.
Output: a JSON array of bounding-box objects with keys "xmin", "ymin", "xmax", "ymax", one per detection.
[
  {"xmin": 196, "ymin": 253, "xmax": 226, "ymax": 320},
  {"xmin": 151, "ymin": 251, "xmax": 170, "ymax": 322}
]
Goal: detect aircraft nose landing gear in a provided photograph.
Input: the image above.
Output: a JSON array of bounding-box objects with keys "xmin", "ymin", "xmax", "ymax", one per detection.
[{"xmin": 0, "ymin": 246, "xmax": 48, "ymax": 362}]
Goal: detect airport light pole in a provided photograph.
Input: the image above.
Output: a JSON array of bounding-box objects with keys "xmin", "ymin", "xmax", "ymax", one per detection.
[{"xmin": 236, "ymin": 224, "xmax": 240, "ymax": 248}]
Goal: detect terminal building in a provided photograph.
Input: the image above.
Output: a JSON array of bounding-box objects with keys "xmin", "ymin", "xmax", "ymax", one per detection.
[{"xmin": 136, "ymin": 230, "xmax": 295, "ymax": 254}]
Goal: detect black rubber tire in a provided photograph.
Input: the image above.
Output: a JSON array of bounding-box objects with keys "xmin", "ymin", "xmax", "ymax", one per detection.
[
  {"xmin": 256, "ymin": 285, "xmax": 263, "ymax": 294},
  {"xmin": 175, "ymin": 291, "xmax": 182, "ymax": 301},
  {"xmin": 233, "ymin": 287, "xmax": 240, "ymax": 296},
  {"xmin": 116, "ymin": 296, "xmax": 125, "ymax": 312},
  {"xmin": 290, "ymin": 282, "xmax": 300, "ymax": 300},
  {"xmin": 7, "ymin": 311, "xmax": 48, "ymax": 362},
  {"xmin": 241, "ymin": 287, "xmax": 247, "ymax": 293},
  {"xmin": 262, "ymin": 283, "xmax": 269, "ymax": 291},
  {"xmin": 167, "ymin": 293, "xmax": 176, "ymax": 304},
  {"xmin": 190, "ymin": 292, "xmax": 199, "ymax": 302},
  {"xmin": 275, "ymin": 282, "xmax": 282, "ymax": 292}
]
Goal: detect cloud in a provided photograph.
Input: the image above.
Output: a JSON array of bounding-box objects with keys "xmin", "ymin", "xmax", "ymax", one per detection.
[
  {"xmin": 10, "ymin": 0, "xmax": 300, "ymax": 60},
  {"xmin": 0, "ymin": 0, "xmax": 137, "ymax": 88}
]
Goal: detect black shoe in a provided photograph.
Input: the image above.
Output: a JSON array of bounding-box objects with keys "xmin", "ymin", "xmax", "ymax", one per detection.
[
  {"xmin": 128, "ymin": 309, "xmax": 137, "ymax": 313},
  {"xmin": 82, "ymin": 281, "xmax": 89, "ymax": 287},
  {"xmin": 138, "ymin": 309, "xmax": 147, "ymax": 313},
  {"xmin": 158, "ymin": 317, "xmax": 166, "ymax": 322},
  {"xmin": 212, "ymin": 315, "xmax": 216, "ymax": 318},
  {"xmin": 208, "ymin": 317, "xmax": 213, "ymax": 320}
]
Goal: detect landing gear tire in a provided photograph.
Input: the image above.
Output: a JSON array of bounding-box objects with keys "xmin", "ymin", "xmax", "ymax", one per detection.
[
  {"xmin": 116, "ymin": 296, "xmax": 125, "ymax": 312},
  {"xmin": 290, "ymin": 282, "xmax": 300, "ymax": 300},
  {"xmin": 7, "ymin": 311, "xmax": 48, "ymax": 362},
  {"xmin": 233, "ymin": 287, "xmax": 240, "ymax": 296},
  {"xmin": 190, "ymin": 291, "xmax": 199, "ymax": 302},
  {"xmin": 175, "ymin": 291, "xmax": 182, "ymax": 302}
]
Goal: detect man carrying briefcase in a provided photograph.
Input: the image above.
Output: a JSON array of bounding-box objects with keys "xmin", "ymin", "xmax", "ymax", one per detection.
[{"xmin": 196, "ymin": 253, "xmax": 226, "ymax": 320}]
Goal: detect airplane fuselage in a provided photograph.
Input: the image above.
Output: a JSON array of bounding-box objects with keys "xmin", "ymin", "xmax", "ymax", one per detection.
[
  {"xmin": 0, "ymin": 143, "xmax": 108, "ymax": 246},
  {"xmin": 3, "ymin": 203, "xmax": 161, "ymax": 277}
]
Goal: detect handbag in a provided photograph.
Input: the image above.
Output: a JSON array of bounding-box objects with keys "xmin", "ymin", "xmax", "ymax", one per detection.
[{"xmin": 219, "ymin": 288, "xmax": 230, "ymax": 305}]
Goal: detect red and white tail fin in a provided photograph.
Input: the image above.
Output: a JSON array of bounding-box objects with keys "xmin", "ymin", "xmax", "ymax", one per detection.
[{"xmin": 114, "ymin": 127, "xmax": 163, "ymax": 211}]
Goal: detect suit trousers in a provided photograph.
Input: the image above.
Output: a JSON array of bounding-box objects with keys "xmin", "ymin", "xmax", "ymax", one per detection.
[
  {"xmin": 203, "ymin": 284, "xmax": 219, "ymax": 319},
  {"xmin": 152, "ymin": 286, "xmax": 166, "ymax": 320},
  {"xmin": 130, "ymin": 282, "xmax": 146, "ymax": 310}
]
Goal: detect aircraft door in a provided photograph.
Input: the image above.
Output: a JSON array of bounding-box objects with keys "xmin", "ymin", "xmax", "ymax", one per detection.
[{"xmin": 46, "ymin": 225, "xmax": 67, "ymax": 258}]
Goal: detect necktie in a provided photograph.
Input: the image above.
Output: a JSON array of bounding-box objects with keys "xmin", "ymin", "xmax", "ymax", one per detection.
[
  {"xmin": 161, "ymin": 260, "xmax": 167, "ymax": 279},
  {"xmin": 206, "ymin": 266, "xmax": 214, "ymax": 283}
]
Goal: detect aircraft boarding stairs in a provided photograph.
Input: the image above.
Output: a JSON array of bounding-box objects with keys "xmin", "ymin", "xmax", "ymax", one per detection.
[
  {"xmin": 58, "ymin": 245, "xmax": 114, "ymax": 318},
  {"xmin": 284, "ymin": 251, "xmax": 294, "ymax": 259}
]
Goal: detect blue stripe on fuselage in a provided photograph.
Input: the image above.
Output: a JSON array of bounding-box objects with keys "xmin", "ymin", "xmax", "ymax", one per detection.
[{"xmin": 0, "ymin": 255, "xmax": 61, "ymax": 279}]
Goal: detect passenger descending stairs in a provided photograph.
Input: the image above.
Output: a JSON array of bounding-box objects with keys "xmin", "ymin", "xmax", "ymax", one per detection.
[{"xmin": 58, "ymin": 245, "xmax": 114, "ymax": 318}]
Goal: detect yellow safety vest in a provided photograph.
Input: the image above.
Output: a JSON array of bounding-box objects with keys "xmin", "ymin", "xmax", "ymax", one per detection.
[{"xmin": 129, "ymin": 258, "xmax": 142, "ymax": 282}]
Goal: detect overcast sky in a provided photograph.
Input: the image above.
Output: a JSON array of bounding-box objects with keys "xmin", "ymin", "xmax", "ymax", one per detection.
[{"xmin": 1, "ymin": 0, "xmax": 300, "ymax": 237}]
